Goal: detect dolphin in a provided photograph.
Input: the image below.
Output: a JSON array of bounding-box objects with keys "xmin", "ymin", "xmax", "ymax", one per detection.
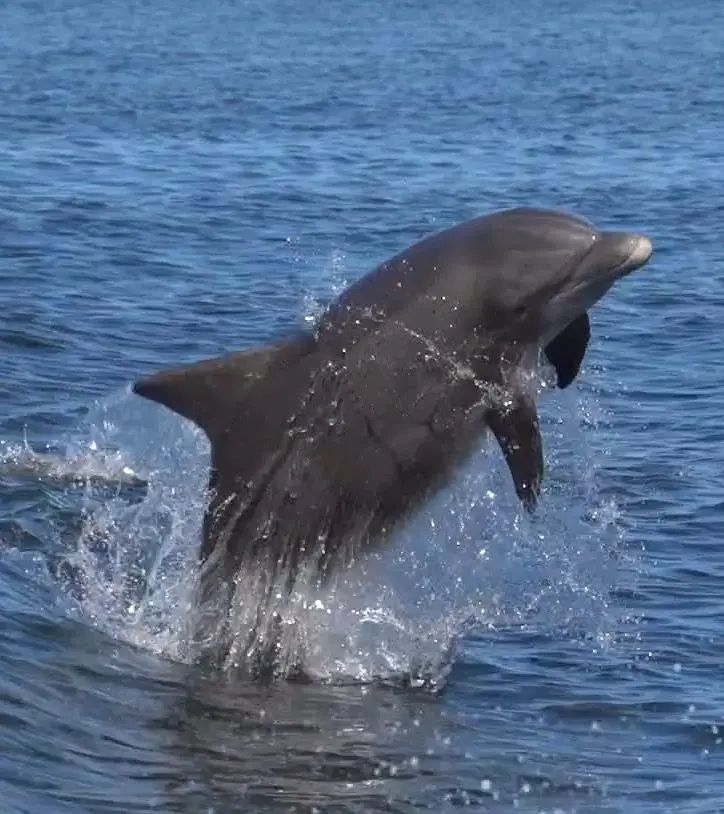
[{"xmin": 133, "ymin": 207, "xmax": 652, "ymax": 624}]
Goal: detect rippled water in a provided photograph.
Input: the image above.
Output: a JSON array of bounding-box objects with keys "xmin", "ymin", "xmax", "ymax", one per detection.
[{"xmin": 1, "ymin": 0, "xmax": 723, "ymax": 811}]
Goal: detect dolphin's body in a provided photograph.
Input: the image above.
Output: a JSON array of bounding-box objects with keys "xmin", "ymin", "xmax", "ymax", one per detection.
[{"xmin": 134, "ymin": 208, "xmax": 652, "ymax": 628}]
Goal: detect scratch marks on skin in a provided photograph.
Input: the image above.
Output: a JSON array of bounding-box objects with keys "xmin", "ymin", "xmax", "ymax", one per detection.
[{"xmin": 363, "ymin": 415, "xmax": 406, "ymax": 479}]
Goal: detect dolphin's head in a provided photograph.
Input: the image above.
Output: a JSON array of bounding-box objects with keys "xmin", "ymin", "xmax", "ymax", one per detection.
[
  {"xmin": 322, "ymin": 207, "xmax": 652, "ymax": 389},
  {"xmin": 534, "ymin": 218, "xmax": 652, "ymax": 347},
  {"xmin": 458, "ymin": 208, "xmax": 653, "ymax": 346}
]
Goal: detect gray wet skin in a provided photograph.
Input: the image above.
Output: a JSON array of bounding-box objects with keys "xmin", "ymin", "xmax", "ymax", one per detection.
[{"xmin": 133, "ymin": 208, "xmax": 653, "ymax": 607}]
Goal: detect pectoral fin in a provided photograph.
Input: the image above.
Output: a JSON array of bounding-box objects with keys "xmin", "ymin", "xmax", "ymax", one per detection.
[
  {"xmin": 487, "ymin": 396, "xmax": 543, "ymax": 509},
  {"xmin": 544, "ymin": 312, "xmax": 590, "ymax": 389}
]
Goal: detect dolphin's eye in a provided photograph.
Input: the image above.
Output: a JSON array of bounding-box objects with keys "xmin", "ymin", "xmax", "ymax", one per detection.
[{"xmin": 513, "ymin": 304, "xmax": 527, "ymax": 317}]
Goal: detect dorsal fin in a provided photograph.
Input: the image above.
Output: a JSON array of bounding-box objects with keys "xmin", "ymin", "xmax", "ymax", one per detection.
[{"xmin": 132, "ymin": 335, "xmax": 314, "ymax": 441}]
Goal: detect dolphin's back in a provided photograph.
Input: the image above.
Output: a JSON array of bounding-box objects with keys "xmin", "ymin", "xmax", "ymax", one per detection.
[{"xmin": 322, "ymin": 208, "xmax": 595, "ymax": 332}]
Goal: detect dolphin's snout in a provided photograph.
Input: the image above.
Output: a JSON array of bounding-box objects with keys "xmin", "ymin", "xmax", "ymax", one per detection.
[
  {"xmin": 596, "ymin": 231, "xmax": 653, "ymax": 277},
  {"xmin": 624, "ymin": 234, "xmax": 653, "ymax": 271}
]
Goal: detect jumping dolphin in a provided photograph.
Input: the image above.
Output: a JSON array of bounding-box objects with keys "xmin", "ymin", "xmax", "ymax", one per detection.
[{"xmin": 133, "ymin": 208, "xmax": 652, "ymax": 613}]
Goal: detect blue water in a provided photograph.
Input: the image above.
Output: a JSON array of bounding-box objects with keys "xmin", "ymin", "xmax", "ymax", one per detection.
[{"xmin": 1, "ymin": 0, "xmax": 723, "ymax": 811}]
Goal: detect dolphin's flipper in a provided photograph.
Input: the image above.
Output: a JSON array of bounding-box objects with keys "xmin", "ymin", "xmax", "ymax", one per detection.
[
  {"xmin": 544, "ymin": 312, "xmax": 591, "ymax": 389},
  {"xmin": 133, "ymin": 336, "xmax": 313, "ymax": 442},
  {"xmin": 487, "ymin": 397, "xmax": 543, "ymax": 509}
]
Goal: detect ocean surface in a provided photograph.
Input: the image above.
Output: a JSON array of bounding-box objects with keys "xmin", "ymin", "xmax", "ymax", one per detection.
[{"xmin": 1, "ymin": 0, "xmax": 723, "ymax": 811}]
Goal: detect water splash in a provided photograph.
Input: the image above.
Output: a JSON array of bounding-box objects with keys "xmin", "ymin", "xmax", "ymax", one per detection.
[
  {"xmin": 300, "ymin": 249, "xmax": 350, "ymax": 329},
  {"xmin": 1, "ymin": 243, "xmax": 625, "ymax": 685},
  {"xmin": 45, "ymin": 388, "xmax": 209, "ymax": 663},
  {"xmin": 18, "ymin": 364, "xmax": 624, "ymax": 688}
]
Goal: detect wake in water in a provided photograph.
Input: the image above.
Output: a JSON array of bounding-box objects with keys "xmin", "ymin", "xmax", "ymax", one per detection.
[{"xmin": 0, "ymin": 437, "xmax": 147, "ymax": 489}]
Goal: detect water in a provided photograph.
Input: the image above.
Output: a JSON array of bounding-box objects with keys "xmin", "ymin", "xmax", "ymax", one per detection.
[{"xmin": 1, "ymin": 0, "xmax": 722, "ymax": 810}]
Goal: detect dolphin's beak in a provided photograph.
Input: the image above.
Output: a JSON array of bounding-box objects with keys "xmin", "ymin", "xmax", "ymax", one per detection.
[
  {"xmin": 603, "ymin": 232, "xmax": 653, "ymax": 276},
  {"xmin": 544, "ymin": 230, "xmax": 654, "ymax": 339},
  {"xmin": 623, "ymin": 235, "xmax": 653, "ymax": 271},
  {"xmin": 591, "ymin": 232, "xmax": 654, "ymax": 279}
]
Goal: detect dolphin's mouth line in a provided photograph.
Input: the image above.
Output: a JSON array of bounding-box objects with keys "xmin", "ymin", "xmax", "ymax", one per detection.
[
  {"xmin": 533, "ymin": 240, "xmax": 599, "ymax": 328},
  {"xmin": 547, "ymin": 233, "xmax": 653, "ymax": 311},
  {"xmin": 534, "ymin": 239, "xmax": 600, "ymax": 308}
]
